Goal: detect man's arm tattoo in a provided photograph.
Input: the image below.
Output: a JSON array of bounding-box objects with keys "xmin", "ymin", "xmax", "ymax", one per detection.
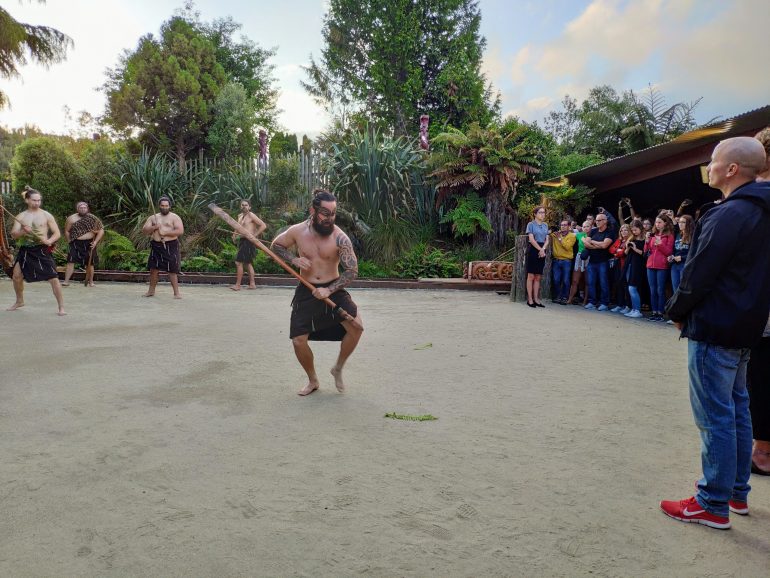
[
  {"xmin": 272, "ymin": 242, "xmax": 296, "ymax": 264},
  {"xmin": 328, "ymin": 235, "xmax": 358, "ymax": 293}
]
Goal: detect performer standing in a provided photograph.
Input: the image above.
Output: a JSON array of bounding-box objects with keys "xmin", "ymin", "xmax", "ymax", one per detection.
[
  {"xmin": 141, "ymin": 196, "xmax": 184, "ymax": 299},
  {"xmin": 271, "ymin": 190, "xmax": 363, "ymax": 396},
  {"xmin": 5, "ymin": 186, "xmax": 66, "ymax": 315},
  {"xmin": 230, "ymin": 199, "xmax": 266, "ymax": 291},
  {"xmin": 62, "ymin": 201, "xmax": 104, "ymax": 287}
]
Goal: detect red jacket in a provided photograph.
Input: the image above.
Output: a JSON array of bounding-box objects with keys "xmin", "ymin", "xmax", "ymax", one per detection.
[
  {"xmin": 608, "ymin": 237, "xmax": 626, "ymax": 270},
  {"xmin": 645, "ymin": 233, "xmax": 674, "ymax": 269}
]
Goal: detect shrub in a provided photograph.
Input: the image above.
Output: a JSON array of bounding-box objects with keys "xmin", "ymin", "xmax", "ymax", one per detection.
[
  {"xmin": 357, "ymin": 260, "xmax": 391, "ymax": 278},
  {"xmin": 440, "ymin": 192, "xmax": 492, "ymax": 238},
  {"xmin": 253, "ymin": 251, "xmax": 286, "ymax": 274},
  {"xmin": 181, "ymin": 254, "xmax": 227, "ymax": 272},
  {"xmin": 10, "ymin": 137, "xmax": 83, "ymax": 222},
  {"xmin": 394, "ymin": 242, "xmax": 462, "ymax": 279},
  {"xmin": 78, "ymin": 139, "xmax": 124, "ymax": 217},
  {"xmin": 268, "ymin": 155, "xmax": 302, "ymax": 208}
]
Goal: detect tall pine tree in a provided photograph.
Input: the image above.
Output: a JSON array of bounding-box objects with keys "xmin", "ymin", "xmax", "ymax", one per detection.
[{"xmin": 303, "ymin": 0, "xmax": 498, "ymax": 136}]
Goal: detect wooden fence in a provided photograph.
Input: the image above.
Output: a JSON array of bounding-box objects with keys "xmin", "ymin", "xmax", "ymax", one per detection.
[{"xmin": 182, "ymin": 151, "xmax": 328, "ymax": 208}]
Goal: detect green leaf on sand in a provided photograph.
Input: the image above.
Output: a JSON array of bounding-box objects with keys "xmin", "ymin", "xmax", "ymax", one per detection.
[{"xmin": 384, "ymin": 412, "xmax": 437, "ymax": 421}]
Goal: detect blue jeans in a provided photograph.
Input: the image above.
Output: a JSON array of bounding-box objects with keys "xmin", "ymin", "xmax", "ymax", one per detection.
[
  {"xmin": 688, "ymin": 340, "xmax": 752, "ymax": 517},
  {"xmin": 552, "ymin": 259, "xmax": 572, "ymax": 301},
  {"xmin": 627, "ymin": 285, "xmax": 641, "ymax": 311},
  {"xmin": 586, "ymin": 261, "xmax": 609, "ymax": 306},
  {"xmin": 646, "ymin": 268, "xmax": 668, "ymax": 312},
  {"xmin": 671, "ymin": 262, "xmax": 684, "ymax": 293}
]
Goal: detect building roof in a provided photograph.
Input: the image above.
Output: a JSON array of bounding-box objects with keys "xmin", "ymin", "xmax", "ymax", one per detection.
[{"xmin": 540, "ymin": 105, "xmax": 770, "ymax": 192}]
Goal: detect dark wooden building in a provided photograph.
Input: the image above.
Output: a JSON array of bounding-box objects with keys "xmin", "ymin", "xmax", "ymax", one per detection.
[{"xmin": 541, "ymin": 105, "xmax": 770, "ymax": 219}]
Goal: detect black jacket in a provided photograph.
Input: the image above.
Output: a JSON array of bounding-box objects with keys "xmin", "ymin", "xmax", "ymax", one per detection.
[{"xmin": 666, "ymin": 180, "xmax": 770, "ymax": 349}]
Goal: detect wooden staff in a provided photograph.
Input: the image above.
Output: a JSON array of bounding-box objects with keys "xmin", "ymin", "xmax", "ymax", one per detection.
[
  {"xmin": 84, "ymin": 244, "xmax": 94, "ymax": 286},
  {"xmin": 0, "ymin": 197, "xmax": 15, "ymax": 275},
  {"xmin": 0, "ymin": 202, "xmax": 47, "ymax": 244},
  {"xmin": 208, "ymin": 203, "xmax": 362, "ymax": 330}
]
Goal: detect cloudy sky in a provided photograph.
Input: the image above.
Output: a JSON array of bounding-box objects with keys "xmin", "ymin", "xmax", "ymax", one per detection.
[{"xmin": 1, "ymin": 0, "xmax": 768, "ymax": 138}]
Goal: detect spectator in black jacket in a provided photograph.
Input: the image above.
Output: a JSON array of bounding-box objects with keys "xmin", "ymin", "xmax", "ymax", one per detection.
[{"xmin": 661, "ymin": 137, "xmax": 770, "ymax": 530}]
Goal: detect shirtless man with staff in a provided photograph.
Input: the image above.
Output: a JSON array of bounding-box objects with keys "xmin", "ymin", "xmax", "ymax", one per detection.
[
  {"xmin": 141, "ymin": 196, "xmax": 184, "ymax": 299},
  {"xmin": 271, "ymin": 190, "xmax": 363, "ymax": 396},
  {"xmin": 5, "ymin": 186, "xmax": 66, "ymax": 315},
  {"xmin": 230, "ymin": 199, "xmax": 266, "ymax": 291}
]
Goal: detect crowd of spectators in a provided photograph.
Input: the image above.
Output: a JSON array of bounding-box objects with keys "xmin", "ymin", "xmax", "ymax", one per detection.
[{"xmin": 525, "ymin": 198, "xmax": 696, "ymax": 324}]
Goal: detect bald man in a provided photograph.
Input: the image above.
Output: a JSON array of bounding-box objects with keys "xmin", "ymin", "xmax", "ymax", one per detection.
[{"xmin": 661, "ymin": 137, "xmax": 770, "ymax": 529}]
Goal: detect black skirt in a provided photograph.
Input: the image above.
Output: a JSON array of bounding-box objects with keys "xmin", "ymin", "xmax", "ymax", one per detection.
[
  {"xmin": 235, "ymin": 237, "xmax": 256, "ymax": 263},
  {"xmin": 526, "ymin": 244, "xmax": 545, "ymax": 275},
  {"xmin": 67, "ymin": 238, "xmax": 99, "ymax": 267},
  {"xmin": 290, "ymin": 280, "xmax": 357, "ymax": 341},
  {"xmin": 147, "ymin": 239, "xmax": 181, "ymax": 273},
  {"xmin": 14, "ymin": 244, "xmax": 58, "ymax": 282}
]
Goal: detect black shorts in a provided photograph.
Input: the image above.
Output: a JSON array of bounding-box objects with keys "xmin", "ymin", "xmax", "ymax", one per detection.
[
  {"xmin": 67, "ymin": 238, "xmax": 99, "ymax": 267},
  {"xmin": 15, "ymin": 245, "xmax": 58, "ymax": 282},
  {"xmin": 289, "ymin": 280, "xmax": 357, "ymax": 341},
  {"xmin": 147, "ymin": 239, "xmax": 181, "ymax": 273},
  {"xmin": 235, "ymin": 237, "xmax": 256, "ymax": 263}
]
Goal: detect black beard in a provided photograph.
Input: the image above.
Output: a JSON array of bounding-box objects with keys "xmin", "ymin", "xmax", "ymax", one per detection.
[
  {"xmin": 311, "ymin": 217, "xmax": 334, "ymax": 237},
  {"xmin": 160, "ymin": 208, "xmax": 170, "ymax": 215}
]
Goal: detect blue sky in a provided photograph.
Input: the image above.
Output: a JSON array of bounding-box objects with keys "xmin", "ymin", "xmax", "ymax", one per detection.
[{"xmin": 1, "ymin": 0, "xmax": 768, "ymax": 138}]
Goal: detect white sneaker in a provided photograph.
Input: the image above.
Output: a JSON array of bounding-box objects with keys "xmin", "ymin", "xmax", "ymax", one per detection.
[
  {"xmin": 625, "ymin": 310, "xmax": 643, "ymax": 318},
  {"xmin": 620, "ymin": 307, "xmax": 630, "ymax": 314},
  {"xmin": 610, "ymin": 306, "xmax": 622, "ymax": 313},
  {"xmin": 597, "ymin": 304, "xmax": 609, "ymax": 311},
  {"xmin": 584, "ymin": 303, "xmax": 596, "ymax": 310}
]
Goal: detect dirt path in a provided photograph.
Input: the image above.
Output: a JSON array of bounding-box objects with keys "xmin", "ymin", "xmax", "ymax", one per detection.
[{"xmin": 1, "ymin": 282, "xmax": 768, "ymax": 577}]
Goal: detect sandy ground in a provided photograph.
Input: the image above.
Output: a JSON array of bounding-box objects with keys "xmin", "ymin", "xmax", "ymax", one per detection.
[{"xmin": 0, "ymin": 280, "xmax": 768, "ymax": 578}]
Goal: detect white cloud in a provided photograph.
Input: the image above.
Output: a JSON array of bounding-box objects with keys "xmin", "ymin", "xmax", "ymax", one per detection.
[
  {"xmin": 276, "ymin": 87, "xmax": 328, "ymax": 137},
  {"xmin": 663, "ymin": 0, "xmax": 770, "ymax": 100},
  {"xmin": 536, "ymin": 0, "xmax": 678, "ymax": 80},
  {"xmin": 510, "ymin": 45, "xmax": 531, "ymax": 86},
  {"xmin": 526, "ymin": 96, "xmax": 553, "ymax": 110},
  {"xmin": 481, "ymin": 43, "xmax": 504, "ymax": 84}
]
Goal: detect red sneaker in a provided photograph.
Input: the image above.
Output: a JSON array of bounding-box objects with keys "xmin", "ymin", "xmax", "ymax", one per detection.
[
  {"xmin": 729, "ymin": 499, "xmax": 749, "ymax": 516},
  {"xmin": 660, "ymin": 496, "xmax": 731, "ymax": 529}
]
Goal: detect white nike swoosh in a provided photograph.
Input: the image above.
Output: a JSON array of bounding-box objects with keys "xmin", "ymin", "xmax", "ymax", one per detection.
[{"xmin": 683, "ymin": 507, "xmax": 705, "ymax": 516}]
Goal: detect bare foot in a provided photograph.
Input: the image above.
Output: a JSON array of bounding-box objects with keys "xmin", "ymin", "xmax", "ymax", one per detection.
[
  {"xmin": 6, "ymin": 302, "xmax": 24, "ymax": 311},
  {"xmin": 86, "ymin": 282, "xmax": 95, "ymax": 287},
  {"xmin": 143, "ymin": 292, "xmax": 155, "ymax": 297},
  {"xmin": 230, "ymin": 286, "xmax": 241, "ymax": 291},
  {"xmin": 57, "ymin": 309, "xmax": 67, "ymax": 316},
  {"xmin": 331, "ymin": 366, "xmax": 345, "ymax": 393},
  {"xmin": 298, "ymin": 381, "xmax": 320, "ymax": 396},
  {"xmin": 173, "ymin": 294, "xmax": 182, "ymax": 300},
  {"xmin": 247, "ymin": 285, "xmax": 256, "ymax": 290},
  {"xmin": 61, "ymin": 281, "xmax": 70, "ymax": 287}
]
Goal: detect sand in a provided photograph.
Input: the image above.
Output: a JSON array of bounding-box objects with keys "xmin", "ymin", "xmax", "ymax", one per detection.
[{"xmin": 1, "ymin": 281, "xmax": 768, "ymax": 577}]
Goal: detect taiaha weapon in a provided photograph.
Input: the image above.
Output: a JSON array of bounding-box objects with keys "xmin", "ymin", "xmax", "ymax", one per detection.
[
  {"xmin": 0, "ymin": 197, "xmax": 15, "ymax": 276},
  {"xmin": 208, "ymin": 203, "xmax": 363, "ymax": 331}
]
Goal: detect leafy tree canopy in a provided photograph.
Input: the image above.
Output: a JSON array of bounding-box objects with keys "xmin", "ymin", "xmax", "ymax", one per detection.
[
  {"xmin": 269, "ymin": 131, "xmax": 298, "ymax": 157},
  {"xmin": 0, "ymin": 1, "xmax": 72, "ymax": 109},
  {"xmin": 103, "ymin": 4, "xmax": 278, "ymax": 164},
  {"xmin": 544, "ymin": 84, "xmax": 707, "ymax": 160},
  {"xmin": 303, "ymin": 0, "xmax": 499, "ymax": 137}
]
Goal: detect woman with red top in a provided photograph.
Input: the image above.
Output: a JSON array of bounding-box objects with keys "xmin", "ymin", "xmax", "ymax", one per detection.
[
  {"xmin": 644, "ymin": 213, "xmax": 675, "ymax": 321},
  {"xmin": 609, "ymin": 223, "xmax": 630, "ymax": 313}
]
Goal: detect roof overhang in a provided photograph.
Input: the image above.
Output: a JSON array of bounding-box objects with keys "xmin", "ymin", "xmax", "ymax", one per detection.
[{"xmin": 540, "ymin": 105, "xmax": 770, "ymax": 193}]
